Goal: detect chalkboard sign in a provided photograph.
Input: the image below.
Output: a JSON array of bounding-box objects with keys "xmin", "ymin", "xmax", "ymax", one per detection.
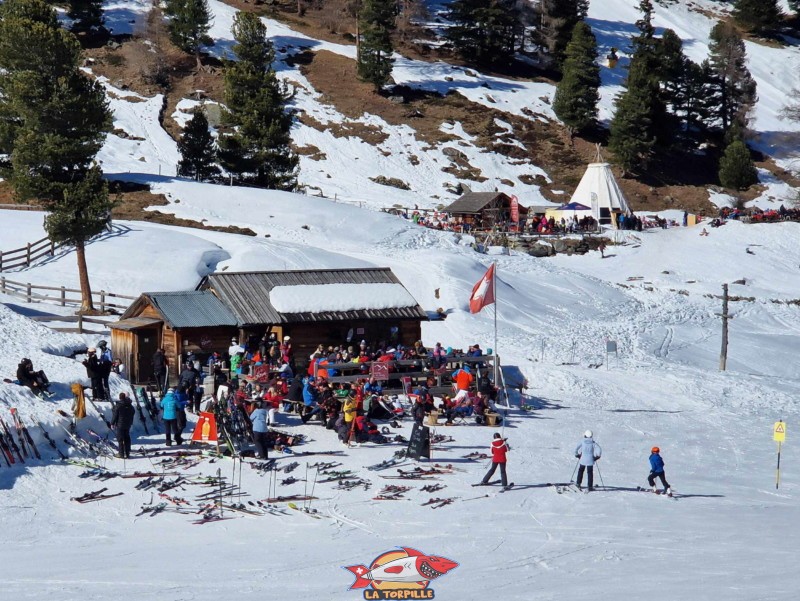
[{"xmin": 407, "ymin": 423, "xmax": 431, "ymax": 460}]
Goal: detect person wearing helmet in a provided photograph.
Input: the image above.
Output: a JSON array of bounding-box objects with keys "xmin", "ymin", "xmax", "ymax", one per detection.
[
  {"xmin": 574, "ymin": 430, "xmax": 602, "ymax": 491},
  {"xmin": 648, "ymin": 447, "xmax": 671, "ymax": 495}
]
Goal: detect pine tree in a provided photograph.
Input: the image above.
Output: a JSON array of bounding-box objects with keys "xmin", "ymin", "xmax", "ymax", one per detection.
[
  {"xmin": 218, "ymin": 12, "xmax": 298, "ymax": 190},
  {"xmin": 357, "ymin": 0, "xmax": 395, "ymax": 91},
  {"xmin": 178, "ymin": 111, "xmax": 219, "ymax": 182},
  {"xmin": 718, "ymin": 139, "xmax": 758, "ymax": 190},
  {"xmin": 608, "ymin": 59, "xmax": 660, "ymax": 175},
  {"xmin": 706, "ymin": 21, "xmax": 758, "ymax": 133},
  {"xmin": 535, "ymin": 0, "xmax": 586, "ymax": 67},
  {"xmin": 163, "ymin": 0, "xmax": 213, "ymax": 69},
  {"xmin": 67, "ymin": 0, "xmax": 104, "ymax": 35},
  {"xmin": 0, "ymin": 0, "xmax": 112, "ymax": 312},
  {"xmin": 733, "ymin": 0, "xmax": 783, "ymax": 34},
  {"xmin": 553, "ymin": 21, "xmax": 600, "ymax": 136},
  {"xmin": 446, "ymin": 0, "xmax": 520, "ymax": 67}
]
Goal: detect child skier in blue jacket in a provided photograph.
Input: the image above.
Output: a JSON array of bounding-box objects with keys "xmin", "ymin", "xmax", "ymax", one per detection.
[{"xmin": 648, "ymin": 447, "xmax": 671, "ymax": 494}]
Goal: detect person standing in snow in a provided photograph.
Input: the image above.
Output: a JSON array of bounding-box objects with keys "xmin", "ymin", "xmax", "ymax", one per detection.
[
  {"xmin": 83, "ymin": 348, "xmax": 105, "ymax": 401},
  {"xmin": 97, "ymin": 341, "xmax": 112, "ymax": 400},
  {"xmin": 574, "ymin": 430, "xmax": 602, "ymax": 491},
  {"xmin": 648, "ymin": 447, "xmax": 671, "ymax": 494},
  {"xmin": 452, "ymin": 365, "xmax": 474, "ymax": 403},
  {"xmin": 152, "ymin": 348, "xmax": 167, "ymax": 394},
  {"xmin": 480, "ymin": 433, "xmax": 510, "ymax": 488},
  {"xmin": 111, "ymin": 392, "xmax": 135, "ymax": 459},
  {"xmin": 250, "ymin": 401, "xmax": 270, "ymax": 459},
  {"xmin": 159, "ymin": 388, "xmax": 184, "ymax": 446}
]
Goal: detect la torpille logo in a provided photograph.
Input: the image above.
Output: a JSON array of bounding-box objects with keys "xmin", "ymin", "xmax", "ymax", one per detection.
[{"xmin": 344, "ymin": 547, "xmax": 459, "ymax": 599}]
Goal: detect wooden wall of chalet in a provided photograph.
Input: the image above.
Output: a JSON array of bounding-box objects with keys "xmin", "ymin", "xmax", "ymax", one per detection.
[
  {"xmin": 174, "ymin": 326, "xmax": 238, "ymax": 364},
  {"xmin": 111, "ymin": 329, "xmax": 134, "ymax": 380},
  {"xmin": 278, "ymin": 319, "xmax": 422, "ymax": 371}
]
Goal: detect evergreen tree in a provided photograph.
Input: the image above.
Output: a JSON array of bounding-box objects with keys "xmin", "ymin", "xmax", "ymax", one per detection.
[
  {"xmin": 553, "ymin": 21, "xmax": 600, "ymax": 136},
  {"xmin": 706, "ymin": 21, "xmax": 757, "ymax": 133},
  {"xmin": 0, "ymin": 0, "xmax": 112, "ymax": 312},
  {"xmin": 446, "ymin": 0, "xmax": 520, "ymax": 67},
  {"xmin": 790, "ymin": 0, "xmax": 800, "ymax": 14},
  {"xmin": 608, "ymin": 59, "xmax": 660, "ymax": 174},
  {"xmin": 718, "ymin": 139, "xmax": 758, "ymax": 190},
  {"xmin": 178, "ymin": 111, "xmax": 219, "ymax": 182},
  {"xmin": 357, "ymin": 0, "xmax": 395, "ymax": 91},
  {"xmin": 67, "ymin": 0, "xmax": 103, "ymax": 35},
  {"xmin": 163, "ymin": 0, "xmax": 213, "ymax": 69},
  {"xmin": 218, "ymin": 12, "xmax": 298, "ymax": 190},
  {"xmin": 733, "ymin": 0, "xmax": 783, "ymax": 34},
  {"xmin": 535, "ymin": 0, "xmax": 587, "ymax": 67}
]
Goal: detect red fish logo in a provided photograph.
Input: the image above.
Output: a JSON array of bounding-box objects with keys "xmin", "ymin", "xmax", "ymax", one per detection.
[{"xmin": 344, "ymin": 547, "xmax": 458, "ymax": 599}]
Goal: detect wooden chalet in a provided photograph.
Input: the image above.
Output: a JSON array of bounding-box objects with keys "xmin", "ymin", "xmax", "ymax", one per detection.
[
  {"xmin": 199, "ymin": 268, "xmax": 428, "ymax": 368},
  {"xmin": 442, "ymin": 191, "xmax": 527, "ymax": 231},
  {"xmin": 110, "ymin": 291, "xmax": 238, "ymax": 384},
  {"xmin": 111, "ymin": 268, "xmax": 427, "ymax": 385}
]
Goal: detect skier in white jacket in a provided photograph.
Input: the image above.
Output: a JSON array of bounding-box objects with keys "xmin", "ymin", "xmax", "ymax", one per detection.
[{"xmin": 574, "ymin": 430, "xmax": 602, "ymax": 491}]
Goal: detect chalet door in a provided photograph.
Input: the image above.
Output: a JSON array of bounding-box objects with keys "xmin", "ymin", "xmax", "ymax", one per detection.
[{"xmin": 136, "ymin": 329, "xmax": 159, "ymax": 384}]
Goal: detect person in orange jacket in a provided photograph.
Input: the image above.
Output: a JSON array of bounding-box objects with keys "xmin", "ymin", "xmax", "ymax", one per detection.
[{"xmin": 452, "ymin": 365, "xmax": 474, "ymax": 402}]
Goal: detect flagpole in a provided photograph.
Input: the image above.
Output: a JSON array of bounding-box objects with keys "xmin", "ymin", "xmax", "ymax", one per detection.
[{"xmin": 493, "ymin": 261, "xmax": 498, "ymax": 391}]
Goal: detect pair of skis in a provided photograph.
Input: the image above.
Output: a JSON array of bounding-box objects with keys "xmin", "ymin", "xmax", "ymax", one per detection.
[
  {"xmin": 0, "ymin": 409, "xmax": 41, "ymax": 465},
  {"xmin": 71, "ymin": 487, "xmax": 123, "ymax": 503}
]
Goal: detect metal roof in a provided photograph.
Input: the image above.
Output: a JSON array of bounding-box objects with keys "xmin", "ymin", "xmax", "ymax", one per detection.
[
  {"xmin": 108, "ymin": 317, "xmax": 162, "ymax": 331},
  {"xmin": 120, "ymin": 291, "xmax": 238, "ymax": 328},
  {"xmin": 442, "ymin": 192, "xmax": 509, "ymax": 214},
  {"xmin": 201, "ymin": 268, "xmax": 428, "ymax": 325}
]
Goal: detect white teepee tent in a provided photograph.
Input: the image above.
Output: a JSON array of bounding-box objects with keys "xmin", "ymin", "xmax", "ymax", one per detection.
[{"xmin": 570, "ymin": 157, "xmax": 630, "ymax": 227}]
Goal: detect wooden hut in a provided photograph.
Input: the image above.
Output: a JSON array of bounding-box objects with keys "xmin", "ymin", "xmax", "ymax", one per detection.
[
  {"xmin": 442, "ymin": 191, "xmax": 526, "ymax": 231},
  {"xmin": 110, "ymin": 291, "xmax": 238, "ymax": 384},
  {"xmin": 199, "ymin": 267, "xmax": 428, "ymax": 367}
]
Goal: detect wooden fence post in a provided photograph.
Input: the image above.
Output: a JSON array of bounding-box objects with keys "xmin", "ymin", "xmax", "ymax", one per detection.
[
  {"xmin": 26, "ymin": 242, "xmax": 31, "ymax": 266},
  {"xmin": 0, "ymin": 250, "xmax": 3, "ymax": 271},
  {"xmin": 25, "ymin": 282, "xmax": 32, "ymax": 303},
  {"xmin": 60, "ymin": 286, "xmax": 66, "ymax": 307},
  {"xmin": 100, "ymin": 290, "xmax": 106, "ymax": 313},
  {"xmin": 78, "ymin": 313, "xmax": 83, "ymax": 334}
]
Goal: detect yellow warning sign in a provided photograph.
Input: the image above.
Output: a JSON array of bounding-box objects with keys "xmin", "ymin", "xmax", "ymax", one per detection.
[{"xmin": 773, "ymin": 421, "xmax": 786, "ymax": 443}]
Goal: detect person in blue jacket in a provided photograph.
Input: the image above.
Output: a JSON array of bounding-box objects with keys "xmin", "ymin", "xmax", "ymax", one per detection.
[
  {"xmin": 250, "ymin": 401, "xmax": 270, "ymax": 459},
  {"xmin": 160, "ymin": 388, "xmax": 185, "ymax": 446},
  {"xmin": 574, "ymin": 430, "xmax": 602, "ymax": 491},
  {"xmin": 301, "ymin": 377, "xmax": 323, "ymax": 424},
  {"xmin": 648, "ymin": 447, "xmax": 671, "ymax": 494}
]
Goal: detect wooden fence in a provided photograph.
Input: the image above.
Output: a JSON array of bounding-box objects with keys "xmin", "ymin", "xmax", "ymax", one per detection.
[
  {"xmin": 0, "ymin": 276, "xmax": 136, "ymax": 313},
  {"xmin": 29, "ymin": 314, "xmax": 111, "ymax": 335},
  {"xmin": 0, "ymin": 236, "xmax": 60, "ymax": 271}
]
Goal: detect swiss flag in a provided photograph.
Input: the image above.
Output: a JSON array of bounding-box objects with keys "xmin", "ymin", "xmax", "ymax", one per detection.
[{"xmin": 469, "ymin": 264, "xmax": 496, "ymax": 314}]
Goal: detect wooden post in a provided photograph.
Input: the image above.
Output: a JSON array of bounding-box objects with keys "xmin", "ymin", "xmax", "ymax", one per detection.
[
  {"xmin": 26, "ymin": 282, "xmax": 31, "ymax": 303},
  {"xmin": 719, "ymin": 283, "xmax": 729, "ymax": 371},
  {"xmin": 0, "ymin": 250, "xmax": 3, "ymax": 271},
  {"xmin": 0, "ymin": 276, "xmax": 4, "ymax": 293},
  {"xmin": 26, "ymin": 242, "xmax": 31, "ymax": 266},
  {"xmin": 78, "ymin": 313, "xmax": 84, "ymax": 334},
  {"xmin": 60, "ymin": 286, "xmax": 66, "ymax": 306},
  {"xmin": 100, "ymin": 290, "xmax": 106, "ymax": 313}
]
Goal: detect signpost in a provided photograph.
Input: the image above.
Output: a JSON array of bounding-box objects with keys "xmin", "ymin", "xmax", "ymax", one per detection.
[{"xmin": 773, "ymin": 420, "xmax": 786, "ymax": 489}]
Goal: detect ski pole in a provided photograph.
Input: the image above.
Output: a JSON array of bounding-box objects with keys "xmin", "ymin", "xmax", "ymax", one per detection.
[
  {"xmin": 569, "ymin": 458, "xmax": 579, "ymax": 483},
  {"xmin": 304, "ymin": 462, "xmax": 309, "ymax": 510},
  {"xmin": 595, "ymin": 462, "xmax": 605, "ymax": 489},
  {"xmin": 308, "ymin": 466, "xmax": 319, "ymax": 511}
]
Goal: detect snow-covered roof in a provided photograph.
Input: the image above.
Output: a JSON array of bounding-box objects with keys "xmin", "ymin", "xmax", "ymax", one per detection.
[
  {"xmin": 269, "ymin": 283, "xmax": 418, "ymax": 314},
  {"xmin": 202, "ymin": 268, "xmax": 427, "ymax": 324}
]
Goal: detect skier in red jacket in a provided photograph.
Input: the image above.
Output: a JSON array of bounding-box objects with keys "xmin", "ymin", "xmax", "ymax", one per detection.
[{"xmin": 479, "ymin": 433, "xmax": 510, "ymax": 488}]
